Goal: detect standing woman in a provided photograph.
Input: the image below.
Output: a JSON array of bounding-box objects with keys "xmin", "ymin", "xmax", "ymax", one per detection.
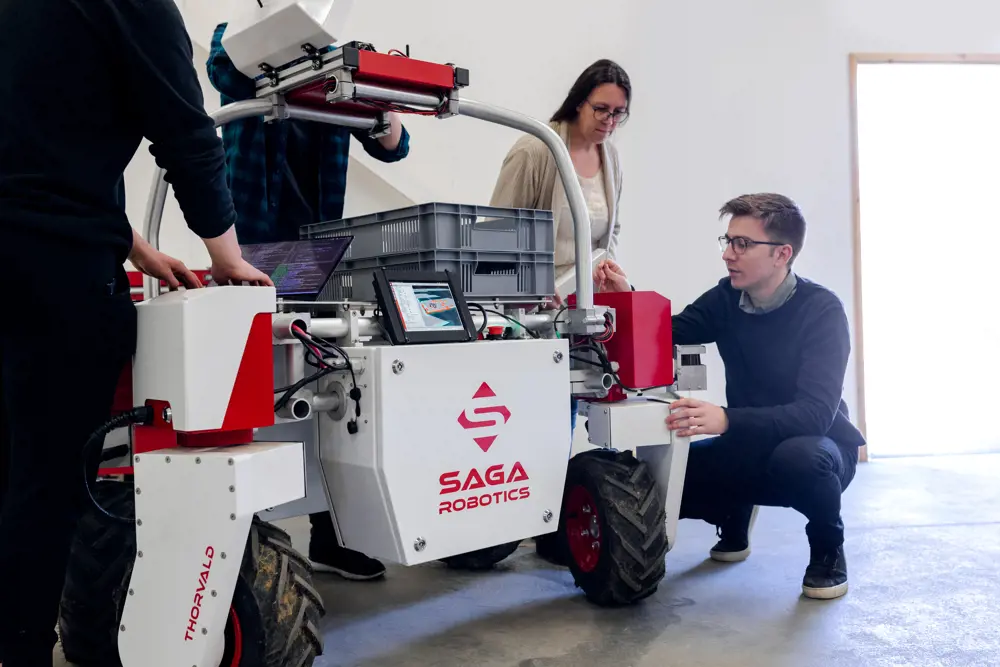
[
  {"xmin": 490, "ymin": 59, "xmax": 631, "ymax": 297},
  {"xmin": 489, "ymin": 60, "xmax": 630, "ymax": 565}
]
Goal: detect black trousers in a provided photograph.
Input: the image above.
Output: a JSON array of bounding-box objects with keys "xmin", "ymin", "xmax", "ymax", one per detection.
[
  {"xmin": 679, "ymin": 435, "xmax": 858, "ymax": 551},
  {"xmin": 0, "ymin": 269, "xmax": 136, "ymax": 666}
]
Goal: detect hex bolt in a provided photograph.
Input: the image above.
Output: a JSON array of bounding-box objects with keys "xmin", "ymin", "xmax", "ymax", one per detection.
[
  {"xmin": 414, "ymin": 537, "xmax": 426, "ymax": 552},
  {"xmin": 392, "ymin": 360, "xmax": 405, "ymax": 375},
  {"xmin": 543, "ymin": 510, "xmax": 554, "ymax": 523},
  {"xmin": 553, "ymin": 351, "xmax": 564, "ymax": 363}
]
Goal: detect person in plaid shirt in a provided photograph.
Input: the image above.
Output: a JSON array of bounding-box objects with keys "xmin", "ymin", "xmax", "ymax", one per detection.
[
  {"xmin": 207, "ymin": 22, "xmax": 411, "ymax": 244},
  {"xmin": 208, "ymin": 22, "xmax": 411, "ymax": 581}
]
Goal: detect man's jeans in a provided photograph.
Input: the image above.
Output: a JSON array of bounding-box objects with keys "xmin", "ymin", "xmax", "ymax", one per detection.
[{"xmin": 680, "ymin": 435, "xmax": 859, "ymax": 550}]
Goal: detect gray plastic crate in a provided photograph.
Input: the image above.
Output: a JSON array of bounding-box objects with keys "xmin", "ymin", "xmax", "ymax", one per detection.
[
  {"xmin": 319, "ymin": 249, "xmax": 554, "ymax": 302},
  {"xmin": 300, "ymin": 203, "xmax": 554, "ymax": 260}
]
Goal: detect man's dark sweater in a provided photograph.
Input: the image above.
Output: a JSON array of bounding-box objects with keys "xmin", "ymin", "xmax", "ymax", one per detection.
[
  {"xmin": 0, "ymin": 0, "xmax": 234, "ymax": 278},
  {"xmin": 673, "ymin": 276, "xmax": 865, "ymax": 450}
]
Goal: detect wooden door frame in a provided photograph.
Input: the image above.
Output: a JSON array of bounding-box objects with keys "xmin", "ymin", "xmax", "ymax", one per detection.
[{"xmin": 849, "ymin": 53, "xmax": 1000, "ymax": 462}]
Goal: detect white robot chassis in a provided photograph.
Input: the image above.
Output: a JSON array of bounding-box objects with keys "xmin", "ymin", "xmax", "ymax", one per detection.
[{"xmin": 55, "ymin": 10, "xmax": 708, "ymax": 667}]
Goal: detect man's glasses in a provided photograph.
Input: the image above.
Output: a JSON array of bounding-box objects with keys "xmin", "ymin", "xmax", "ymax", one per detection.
[
  {"xmin": 586, "ymin": 101, "xmax": 629, "ymax": 126},
  {"xmin": 718, "ymin": 235, "xmax": 787, "ymax": 255}
]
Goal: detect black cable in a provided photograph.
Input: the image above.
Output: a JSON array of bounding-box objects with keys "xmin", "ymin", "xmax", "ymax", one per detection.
[
  {"xmin": 293, "ymin": 328, "xmax": 363, "ymax": 431},
  {"xmin": 83, "ymin": 406, "xmax": 154, "ymax": 524},
  {"xmin": 574, "ymin": 341, "xmax": 672, "ymax": 394},
  {"xmin": 482, "ymin": 308, "xmax": 540, "ymax": 339},
  {"xmin": 470, "ymin": 303, "xmax": 489, "ymax": 335}
]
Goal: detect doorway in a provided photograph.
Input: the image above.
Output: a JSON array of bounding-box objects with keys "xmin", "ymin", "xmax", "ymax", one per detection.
[{"xmin": 851, "ymin": 55, "xmax": 1000, "ymax": 458}]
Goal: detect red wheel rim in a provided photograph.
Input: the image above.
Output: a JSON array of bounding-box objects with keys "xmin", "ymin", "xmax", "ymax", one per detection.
[
  {"xmin": 565, "ymin": 484, "xmax": 601, "ymax": 573},
  {"xmin": 227, "ymin": 605, "xmax": 243, "ymax": 666}
]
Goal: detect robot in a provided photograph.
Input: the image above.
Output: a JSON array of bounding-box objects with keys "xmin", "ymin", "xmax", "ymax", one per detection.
[{"xmin": 56, "ymin": 3, "xmax": 706, "ymax": 665}]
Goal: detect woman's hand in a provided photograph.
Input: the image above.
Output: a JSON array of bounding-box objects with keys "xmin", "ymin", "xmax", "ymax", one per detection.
[
  {"xmin": 594, "ymin": 259, "xmax": 630, "ymax": 293},
  {"xmin": 129, "ymin": 232, "xmax": 203, "ymax": 290}
]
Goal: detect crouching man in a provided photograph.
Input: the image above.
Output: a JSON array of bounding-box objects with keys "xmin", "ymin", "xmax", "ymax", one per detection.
[{"xmin": 595, "ymin": 193, "xmax": 864, "ymax": 600}]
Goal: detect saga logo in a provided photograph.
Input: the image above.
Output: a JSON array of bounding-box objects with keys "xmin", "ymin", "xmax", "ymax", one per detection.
[{"xmin": 438, "ymin": 462, "xmax": 530, "ymax": 514}]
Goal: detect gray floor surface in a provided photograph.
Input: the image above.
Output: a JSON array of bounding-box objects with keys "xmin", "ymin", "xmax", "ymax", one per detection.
[{"xmin": 56, "ymin": 454, "xmax": 1000, "ymax": 667}]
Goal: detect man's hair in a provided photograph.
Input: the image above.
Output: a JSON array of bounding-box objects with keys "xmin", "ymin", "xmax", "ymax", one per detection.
[{"xmin": 719, "ymin": 193, "xmax": 806, "ymax": 263}]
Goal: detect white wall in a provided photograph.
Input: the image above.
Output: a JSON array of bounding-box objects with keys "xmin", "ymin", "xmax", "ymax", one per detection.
[
  {"xmin": 132, "ymin": 0, "xmax": 1000, "ymax": 422},
  {"xmin": 615, "ymin": 0, "xmax": 1000, "ymax": 416}
]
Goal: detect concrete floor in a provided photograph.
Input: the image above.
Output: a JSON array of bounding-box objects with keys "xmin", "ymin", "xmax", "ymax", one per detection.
[{"xmin": 57, "ymin": 454, "xmax": 1000, "ymax": 666}]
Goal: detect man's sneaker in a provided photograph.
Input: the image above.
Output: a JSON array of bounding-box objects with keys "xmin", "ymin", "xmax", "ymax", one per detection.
[
  {"xmin": 802, "ymin": 544, "xmax": 848, "ymax": 600},
  {"xmin": 709, "ymin": 505, "xmax": 759, "ymax": 563},
  {"xmin": 310, "ymin": 545, "xmax": 386, "ymax": 581}
]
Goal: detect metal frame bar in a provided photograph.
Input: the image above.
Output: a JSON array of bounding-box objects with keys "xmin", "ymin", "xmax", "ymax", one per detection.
[{"xmin": 141, "ymin": 87, "xmax": 594, "ymax": 308}]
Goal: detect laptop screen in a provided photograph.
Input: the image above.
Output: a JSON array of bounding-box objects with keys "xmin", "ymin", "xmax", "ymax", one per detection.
[{"xmin": 239, "ymin": 237, "xmax": 352, "ymax": 300}]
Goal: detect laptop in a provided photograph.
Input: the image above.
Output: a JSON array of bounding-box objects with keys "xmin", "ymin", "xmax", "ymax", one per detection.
[{"xmin": 239, "ymin": 237, "xmax": 353, "ymax": 301}]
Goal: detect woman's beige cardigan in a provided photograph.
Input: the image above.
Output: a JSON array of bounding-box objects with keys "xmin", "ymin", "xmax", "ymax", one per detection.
[{"xmin": 489, "ymin": 120, "xmax": 623, "ymax": 276}]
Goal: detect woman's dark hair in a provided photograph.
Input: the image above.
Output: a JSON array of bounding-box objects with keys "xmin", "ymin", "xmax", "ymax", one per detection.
[{"xmin": 551, "ymin": 59, "xmax": 631, "ymax": 124}]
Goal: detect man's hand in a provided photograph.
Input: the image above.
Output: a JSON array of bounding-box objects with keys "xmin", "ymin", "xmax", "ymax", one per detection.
[
  {"xmin": 594, "ymin": 259, "xmax": 630, "ymax": 293},
  {"xmin": 211, "ymin": 259, "xmax": 273, "ymax": 287},
  {"xmin": 666, "ymin": 398, "xmax": 729, "ymax": 438},
  {"xmin": 129, "ymin": 233, "xmax": 202, "ymax": 290},
  {"xmin": 201, "ymin": 226, "xmax": 274, "ymax": 287}
]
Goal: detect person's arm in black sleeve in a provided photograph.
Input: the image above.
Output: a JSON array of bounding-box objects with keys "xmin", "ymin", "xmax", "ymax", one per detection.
[
  {"xmin": 114, "ymin": 0, "xmax": 235, "ymax": 239},
  {"xmin": 672, "ymin": 282, "xmax": 728, "ymax": 345},
  {"xmin": 725, "ymin": 297, "xmax": 851, "ymax": 442}
]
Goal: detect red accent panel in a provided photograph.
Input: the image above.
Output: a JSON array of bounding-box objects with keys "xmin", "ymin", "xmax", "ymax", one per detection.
[
  {"xmin": 111, "ymin": 363, "xmax": 134, "ymax": 414},
  {"xmin": 178, "ymin": 430, "xmax": 254, "ymax": 448},
  {"xmin": 569, "ymin": 292, "xmax": 674, "ymax": 390},
  {"xmin": 98, "ymin": 466, "xmax": 135, "ymax": 477},
  {"xmin": 134, "ymin": 400, "xmax": 178, "ymax": 454},
  {"xmin": 355, "ymin": 50, "xmax": 456, "ymax": 91},
  {"xmin": 472, "ymin": 382, "xmax": 496, "ymax": 399},
  {"xmin": 221, "ymin": 313, "xmax": 275, "ymax": 431}
]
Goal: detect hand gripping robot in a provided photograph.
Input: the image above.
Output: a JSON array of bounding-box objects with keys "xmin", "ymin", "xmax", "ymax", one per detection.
[{"xmin": 56, "ymin": 3, "xmax": 709, "ymax": 666}]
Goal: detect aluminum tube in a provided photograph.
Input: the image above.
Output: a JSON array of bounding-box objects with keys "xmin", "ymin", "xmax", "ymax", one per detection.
[
  {"xmin": 141, "ymin": 99, "xmax": 277, "ymax": 299},
  {"xmin": 308, "ymin": 317, "xmax": 379, "ymax": 339},
  {"xmin": 458, "ymin": 98, "xmax": 594, "ymax": 309},
  {"xmin": 309, "ymin": 312, "xmax": 555, "ymax": 340},
  {"xmin": 352, "ymin": 82, "xmax": 443, "ymax": 108},
  {"xmin": 286, "ymin": 106, "xmax": 378, "ymax": 130},
  {"xmin": 312, "ymin": 392, "xmax": 341, "ymax": 413}
]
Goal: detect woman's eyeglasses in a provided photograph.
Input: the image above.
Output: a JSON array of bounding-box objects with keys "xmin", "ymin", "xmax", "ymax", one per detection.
[{"xmin": 586, "ymin": 101, "xmax": 629, "ymax": 125}]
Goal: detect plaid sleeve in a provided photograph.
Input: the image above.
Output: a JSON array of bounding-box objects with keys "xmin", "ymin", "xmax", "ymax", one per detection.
[
  {"xmin": 206, "ymin": 23, "xmax": 256, "ymax": 103},
  {"xmin": 353, "ymin": 124, "xmax": 411, "ymax": 163}
]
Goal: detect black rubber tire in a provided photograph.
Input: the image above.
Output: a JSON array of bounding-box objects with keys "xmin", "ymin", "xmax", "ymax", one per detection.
[
  {"xmin": 228, "ymin": 520, "xmax": 326, "ymax": 666},
  {"xmin": 58, "ymin": 480, "xmax": 136, "ymax": 666},
  {"xmin": 439, "ymin": 540, "xmax": 522, "ymax": 571},
  {"xmin": 59, "ymin": 480, "xmax": 326, "ymax": 666},
  {"xmin": 562, "ymin": 450, "xmax": 668, "ymax": 606}
]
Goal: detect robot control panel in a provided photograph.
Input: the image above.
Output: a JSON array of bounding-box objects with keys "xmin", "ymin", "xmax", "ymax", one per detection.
[{"xmin": 372, "ymin": 268, "xmax": 477, "ymax": 345}]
